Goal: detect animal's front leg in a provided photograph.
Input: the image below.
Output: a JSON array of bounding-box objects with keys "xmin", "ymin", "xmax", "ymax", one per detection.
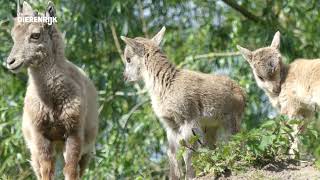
[
  {"xmin": 181, "ymin": 124, "xmax": 200, "ymax": 180},
  {"xmin": 280, "ymin": 104, "xmax": 300, "ymax": 158},
  {"xmin": 167, "ymin": 130, "xmax": 182, "ymax": 180},
  {"xmin": 279, "ymin": 99, "xmax": 306, "ymax": 158},
  {"xmin": 63, "ymin": 133, "xmax": 82, "ymax": 180},
  {"xmin": 289, "ymin": 123, "xmax": 299, "ymax": 158},
  {"xmin": 33, "ymin": 132, "xmax": 55, "ymax": 180},
  {"xmin": 183, "ymin": 149, "xmax": 195, "ymax": 180}
]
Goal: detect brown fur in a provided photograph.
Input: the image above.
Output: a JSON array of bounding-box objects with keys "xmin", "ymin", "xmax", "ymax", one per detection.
[
  {"xmin": 121, "ymin": 27, "xmax": 246, "ymax": 179},
  {"xmin": 237, "ymin": 32, "xmax": 320, "ymax": 119},
  {"xmin": 7, "ymin": 2, "xmax": 98, "ymax": 179},
  {"xmin": 238, "ymin": 31, "xmax": 320, "ymax": 155}
]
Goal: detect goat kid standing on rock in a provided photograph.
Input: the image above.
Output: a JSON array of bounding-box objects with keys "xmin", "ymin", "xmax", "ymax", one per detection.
[
  {"xmin": 121, "ymin": 27, "xmax": 246, "ymax": 180},
  {"xmin": 237, "ymin": 31, "xmax": 320, "ymax": 156},
  {"xmin": 6, "ymin": 2, "xmax": 99, "ymax": 180}
]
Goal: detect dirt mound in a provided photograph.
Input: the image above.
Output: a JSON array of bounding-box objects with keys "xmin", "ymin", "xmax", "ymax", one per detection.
[{"xmin": 197, "ymin": 161, "xmax": 320, "ymax": 180}]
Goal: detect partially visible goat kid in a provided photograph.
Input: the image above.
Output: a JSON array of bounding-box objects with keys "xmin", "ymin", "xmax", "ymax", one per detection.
[{"xmin": 237, "ymin": 31, "xmax": 320, "ymax": 155}]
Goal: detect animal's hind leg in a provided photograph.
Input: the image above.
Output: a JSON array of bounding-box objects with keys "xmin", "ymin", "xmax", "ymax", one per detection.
[
  {"xmin": 79, "ymin": 153, "xmax": 91, "ymax": 177},
  {"xmin": 228, "ymin": 113, "xmax": 242, "ymax": 135},
  {"xmin": 221, "ymin": 115, "xmax": 240, "ymax": 141},
  {"xmin": 202, "ymin": 126, "xmax": 219, "ymax": 149}
]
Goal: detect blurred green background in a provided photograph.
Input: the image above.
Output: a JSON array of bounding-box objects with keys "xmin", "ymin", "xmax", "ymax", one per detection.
[{"xmin": 1, "ymin": 0, "xmax": 320, "ymax": 179}]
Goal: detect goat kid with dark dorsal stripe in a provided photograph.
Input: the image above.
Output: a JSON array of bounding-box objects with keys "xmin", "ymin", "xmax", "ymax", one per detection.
[
  {"xmin": 6, "ymin": 2, "xmax": 99, "ymax": 179},
  {"xmin": 121, "ymin": 27, "xmax": 246, "ymax": 180}
]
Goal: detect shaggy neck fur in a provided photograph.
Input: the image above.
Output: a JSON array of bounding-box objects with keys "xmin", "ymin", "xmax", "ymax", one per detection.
[
  {"xmin": 142, "ymin": 47, "xmax": 179, "ymax": 98},
  {"xmin": 28, "ymin": 26, "xmax": 67, "ymax": 105}
]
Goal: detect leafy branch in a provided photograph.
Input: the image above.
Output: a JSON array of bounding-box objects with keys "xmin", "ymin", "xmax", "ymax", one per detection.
[
  {"xmin": 192, "ymin": 117, "xmax": 301, "ymax": 177},
  {"xmin": 122, "ymin": 98, "xmax": 149, "ymax": 129},
  {"xmin": 221, "ymin": 0, "xmax": 263, "ymax": 23},
  {"xmin": 185, "ymin": 52, "xmax": 241, "ymax": 61},
  {"xmin": 138, "ymin": 0, "xmax": 149, "ymax": 38},
  {"xmin": 110, "ymin": 22, "xmax": 125, "ymax": 63},
  {"xmin": 221, "ymin": 0, "xmax": 285, "ymax": 32}
]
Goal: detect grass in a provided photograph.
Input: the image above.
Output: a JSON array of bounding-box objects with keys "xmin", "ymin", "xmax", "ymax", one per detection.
[{"xmin": 179, "ymin": 116, "xmax": 320, "ymax": 177}]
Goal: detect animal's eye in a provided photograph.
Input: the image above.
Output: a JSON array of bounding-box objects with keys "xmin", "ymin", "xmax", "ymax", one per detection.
[
  {"xmin": 30, "ymin": 33, "xmax": 40, "ymax": 40},
  {"xmin": 269, "ymin": 61, "xmax": 274, "ymax": 68},
  {"xmin": 257, "ymin": 75, "xmax": 264, "ymax": 81},
  {"xmin": 126, "ymin": 57, "xmax": 131, "ymax": 63}
]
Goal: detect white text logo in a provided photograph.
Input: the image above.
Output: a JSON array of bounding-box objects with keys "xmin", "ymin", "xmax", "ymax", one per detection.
[{"xmin": 17, "ymin": 17, "xmax": 57, "ymax": 25}]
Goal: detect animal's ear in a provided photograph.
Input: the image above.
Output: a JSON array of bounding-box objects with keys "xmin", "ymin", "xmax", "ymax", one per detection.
[
  {"xmin": 45, "ymin": 1, "xmax": 56, "ymax": 18},
  {"xmin": 270, "ymin": 31, "xmax": 280, "ymax": 49},
  {"xmin": 151, "ymin": 26, "xmax": 166, "ymax": 46},
  {"xmin": 237, "ymin": 45, "xmax": 253, "ymax": 62},
  {"xmin": 121, "ymin": 36, "xmax": 144, "ymax": 57},
  {"xmin": 44, "ymin": 1, "xmax": 56, "ymax": 32},
  {"xmin": 21, "ymin": 1, "xmax": 34, "ymax": 15},
  {"xmin": 16, "ymin": 0, "xmax": 22, "ymax": 17}
]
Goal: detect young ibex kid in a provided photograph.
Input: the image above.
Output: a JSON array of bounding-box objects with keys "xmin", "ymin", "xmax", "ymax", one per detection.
[
  {"xmin": 237, "ymin": 31, "xmax": 320, "ymax": 154},
  {"xmin": 6, "ymin": 2, "xmax": 99, "ymax": 179},
  {"xmin": 121, "ymin": 27, "xmax": 246, "ymax": 179}
]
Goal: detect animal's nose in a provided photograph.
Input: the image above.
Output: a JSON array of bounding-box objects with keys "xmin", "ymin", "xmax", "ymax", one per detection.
[{"xmin": 7, "ymin": 57, "xmax": 16, "ymax": 66}]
